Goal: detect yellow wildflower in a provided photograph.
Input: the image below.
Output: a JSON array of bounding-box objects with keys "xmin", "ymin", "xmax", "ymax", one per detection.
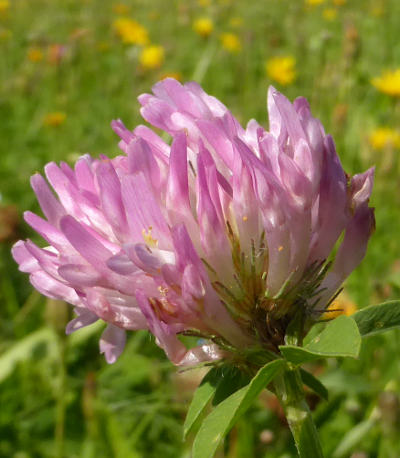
[
  {"xmin": 323, "ymin": 8, "xmax": 337, "ymax": 20},
  {"xmin": 27, "ymin": 47, "xmax": 44, "ymax": 63},
  {"xmin": 112, "ymin": 3, "xmax": 130, "ymax": 15},
  {"xmin": 371, "ymin": 69, "xmax": 400, "ymax": 97},
  {"xmin": 139, "ymin": 45, "xmax": 164, "ymax": 70},
  {"xmin": 160, "ymin": 71, "xmax": 182, "ymax": 81},
  {"xmin": 43, "ymin": 112, "xmax": 67, "ymax": 127},
  {"xmin": 333, "ymin": 0, "xmax": 346, "ymax": 5},
  {"xmin": 305, "ymin": 0, "xmax": 324, "ymax": 6},
  {"xmin": 113, "ymin": 18, "xmax": 149, "ymax": 45},
  {"xmin": 198, "ymin": 0, "xmax": 211, "ymax": 6},
  {"xmin": 369, "ymin": 128, "xmax": 400, "ymax": 150},
  {"xmin": 193, "ymin": 17, "xmax": 213, "ymax": 38},
  {"xmin": 220, "ymin": 33, "xmax": 241, "ymax": 53},
  {"xmin": 325, "ymin": 293, "xmax": 357, "ymax": 319},
  {"xmin": 266, "ymin": 56, "xmax": 297, "ymax": 86},
  {"xmin": 0, "ymin": 0, "xmax": 9, "ymax": 15}
]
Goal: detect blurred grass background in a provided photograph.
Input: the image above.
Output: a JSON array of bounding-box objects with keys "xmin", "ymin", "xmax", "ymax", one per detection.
[{"xmin": 1, "ymin": 0, "xmax": 400, "ymax": 456}]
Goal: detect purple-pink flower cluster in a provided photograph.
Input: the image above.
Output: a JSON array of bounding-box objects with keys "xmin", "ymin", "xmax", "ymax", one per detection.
[{"xmin": 12, "ymin": 79, "xmax": 374, "ymax": 365}]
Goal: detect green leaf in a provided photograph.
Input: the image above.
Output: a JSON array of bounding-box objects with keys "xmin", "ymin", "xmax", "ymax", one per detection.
[
  {"xmin": 300, "ymin": 368, "xmax": 328, "ymax": 401},
  {"xmin": 302, "ymin": 322, "xmax": 325, "ymax": 346},
  {"xmin": 279, "ymin": 346, "xmax": 323, "ymax": 365},
  {"xmin": 305, "ymin": 315, "xmax": 361, "ymax": 355},
  {"xmin": 184, "ymin": 365, "xmax": 251, "ymax": 439},
  {"xmin": 280, "ymin": 315, "xmax": 361, "ymax": 365},
  {"xmin": 212, "ymin": 365, "xmax": 250, "ymax": 405},
  {"xmin": 183, "ymin": 367, "xmax": 222, "ymax": 439},
  {"xmin": 351, "ymin": 300, "xmax": 400, "ymax": 337},
  {"xmin": 192, "ymin": 359, "xmax": 285, "ymax": 458}
]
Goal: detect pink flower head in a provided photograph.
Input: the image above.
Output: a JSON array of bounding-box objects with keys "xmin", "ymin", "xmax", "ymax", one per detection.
[{"xmin": 12, "ymin": 79, "xmax": 374, "ymax": 365}]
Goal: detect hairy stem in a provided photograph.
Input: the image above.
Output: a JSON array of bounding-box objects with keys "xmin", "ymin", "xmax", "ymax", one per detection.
[
  {"xmin": 55, "ymin": 332, "xmax": 66, "ymax": 458},
  {"xmin": 274, "ymin": 366, "xmax": 324, "ymax": 458}
]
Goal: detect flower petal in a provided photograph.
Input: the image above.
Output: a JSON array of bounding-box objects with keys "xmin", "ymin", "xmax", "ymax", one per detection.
[{"xmin": 99, "ymin": 324, "xmax": 127, "ymax": 364}]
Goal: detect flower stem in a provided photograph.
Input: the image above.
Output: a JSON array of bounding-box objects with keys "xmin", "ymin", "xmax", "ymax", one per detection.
[
  {"xmin": 55, "ymin": 331, "xmax": 66, "ymax": 458},
  {"xmin": 274, "ymin": 366, "xmax": 324, "ymax": 458}
]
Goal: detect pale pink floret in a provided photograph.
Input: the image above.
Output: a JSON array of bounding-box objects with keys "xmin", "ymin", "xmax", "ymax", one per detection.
[{"xmin": 12, "ymin": 79, "xmax": 374, "ymax": 364}]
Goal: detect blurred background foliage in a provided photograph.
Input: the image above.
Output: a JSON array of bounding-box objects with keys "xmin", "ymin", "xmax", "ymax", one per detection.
[{"xmin": 1, "ymin": 0, "xmax": 400, "ymax": 456}]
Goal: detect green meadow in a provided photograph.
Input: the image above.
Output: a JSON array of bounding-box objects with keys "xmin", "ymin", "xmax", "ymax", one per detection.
[{"xmin": 1, "ymin": 0, "xmax": 400, "ymax": 456}]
